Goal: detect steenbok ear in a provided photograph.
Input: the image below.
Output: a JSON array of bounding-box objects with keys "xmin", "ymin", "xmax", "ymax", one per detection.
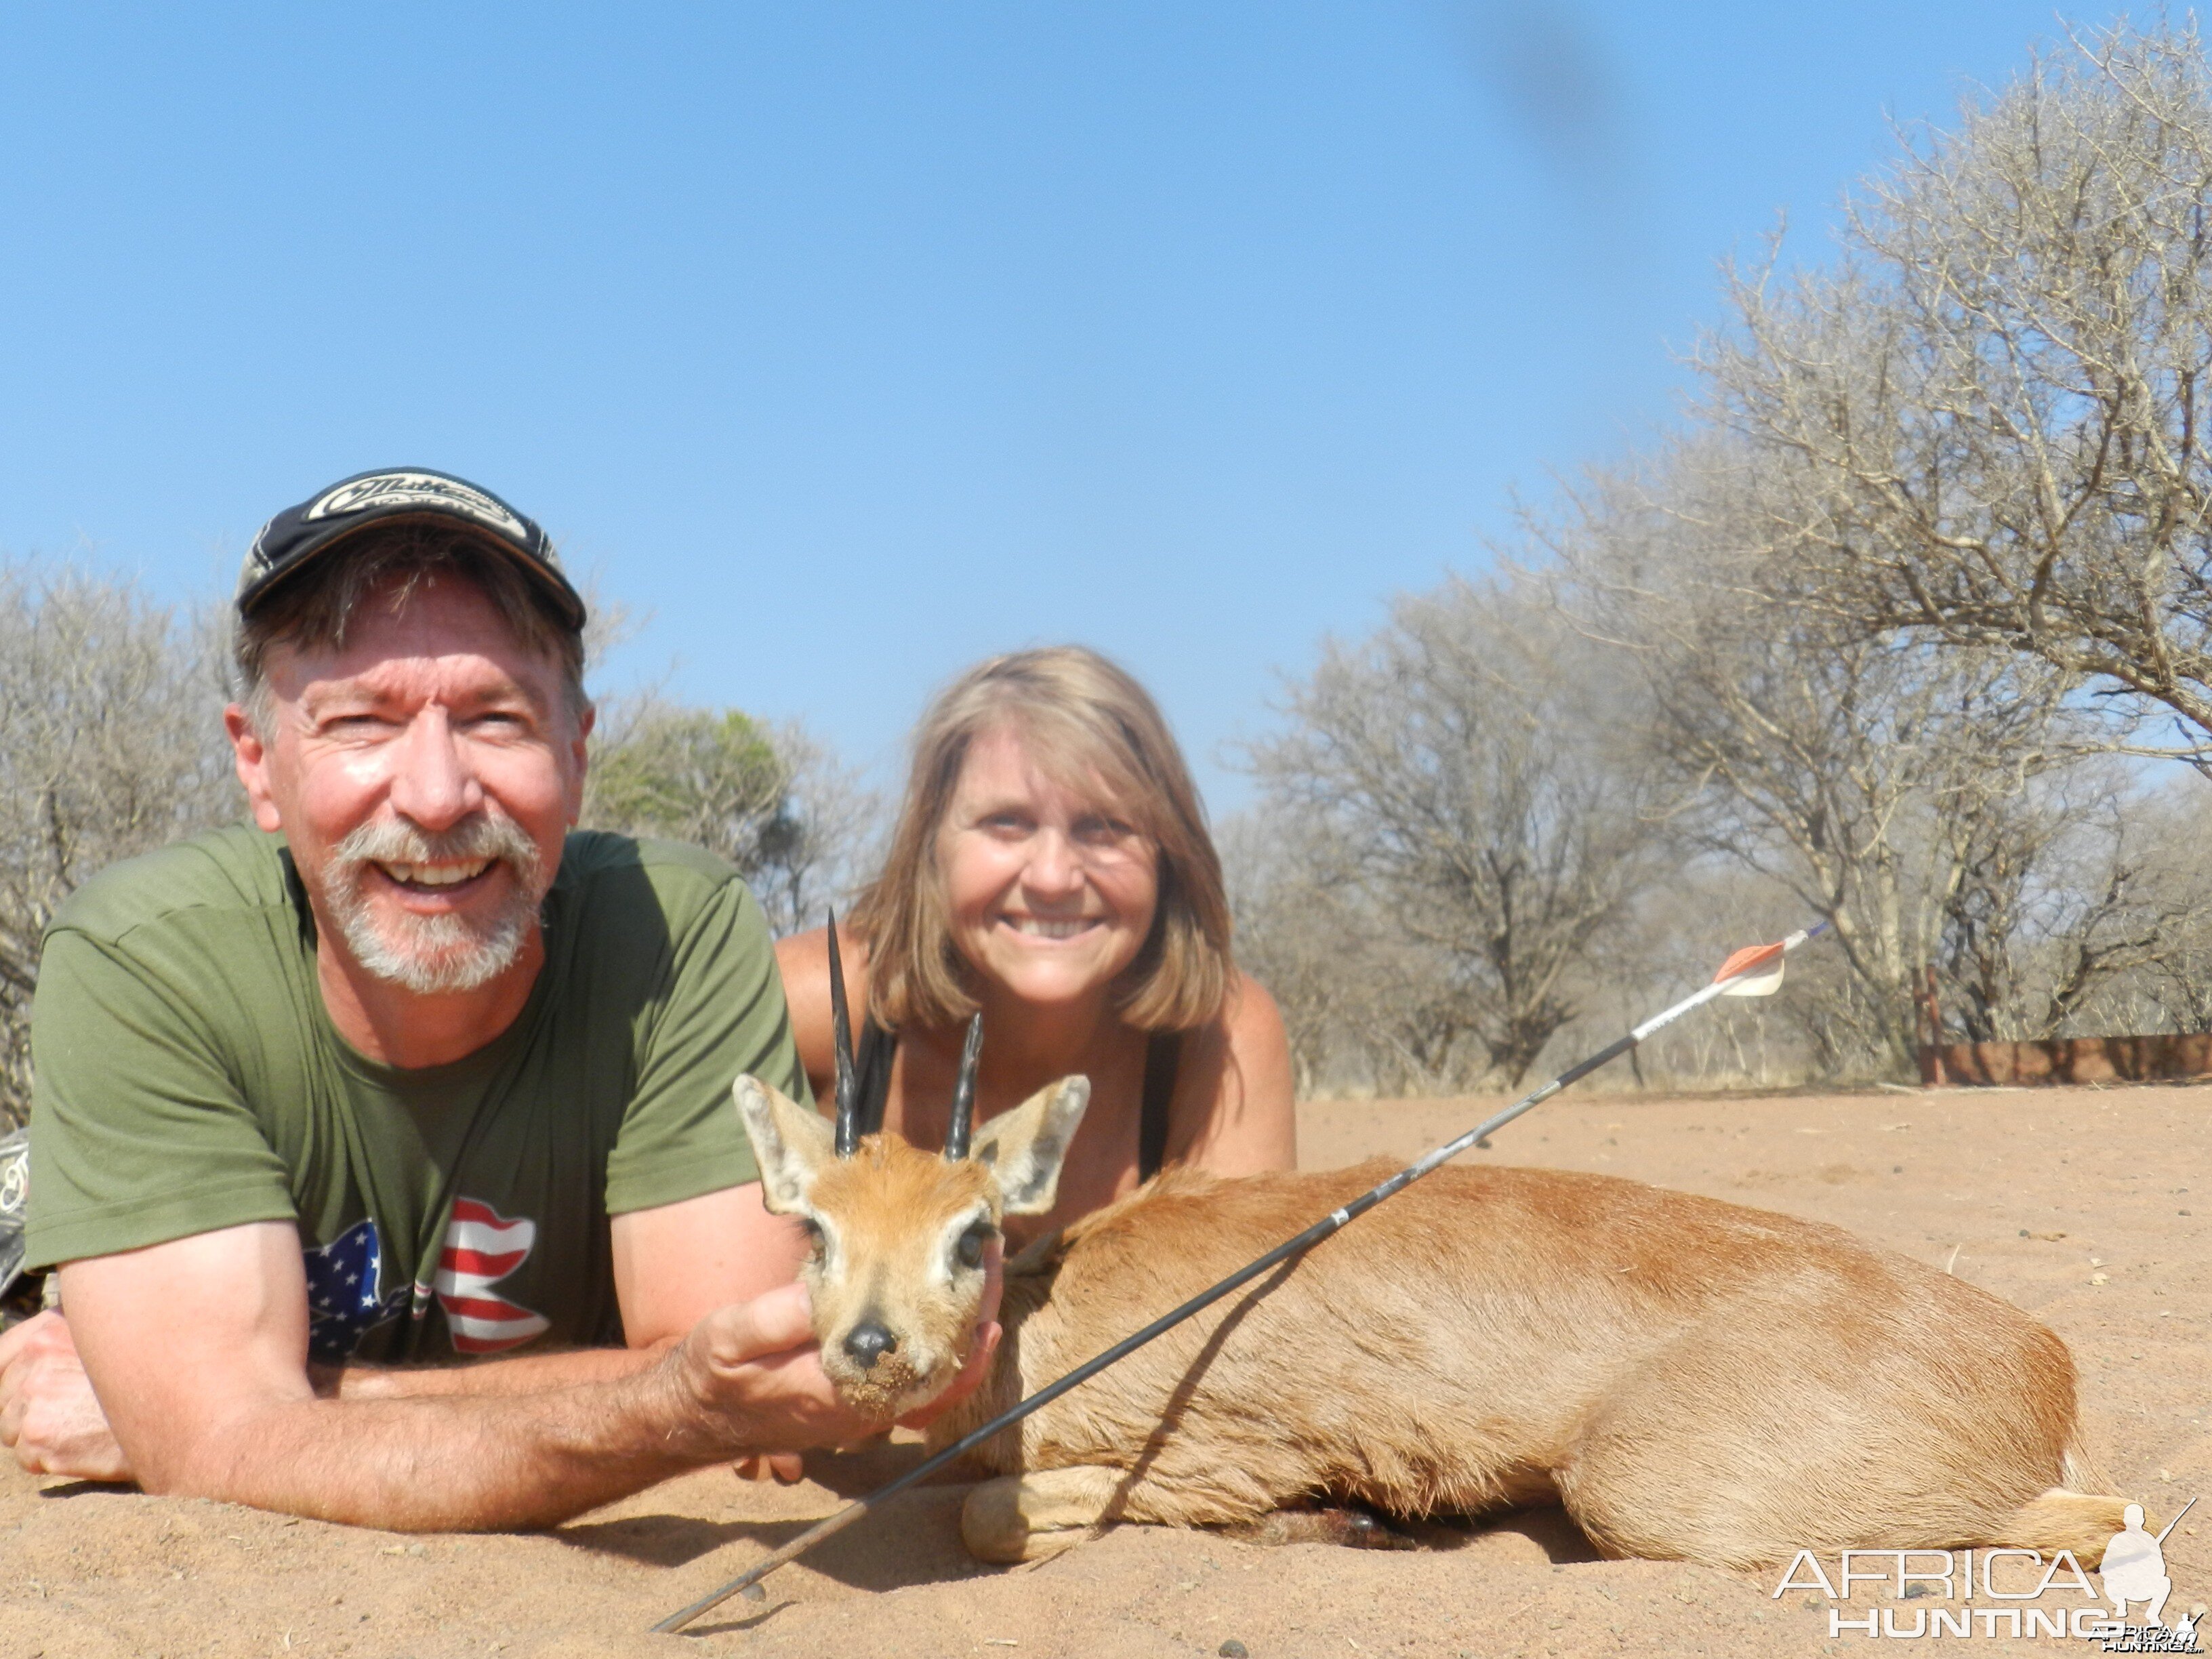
[
  {"xmin": 971, "ymin": 1076, "xmax": 1091, "ymax": 1216},
  {"xmin": 733, "ymin": 1075, "xmax": 835, "ymax": 1214}
]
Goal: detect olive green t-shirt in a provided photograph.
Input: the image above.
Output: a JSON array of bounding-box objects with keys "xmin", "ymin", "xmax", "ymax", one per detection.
[{"xmin": 25, "ymin": 824, "xmax": 804, "ymax": 1363}]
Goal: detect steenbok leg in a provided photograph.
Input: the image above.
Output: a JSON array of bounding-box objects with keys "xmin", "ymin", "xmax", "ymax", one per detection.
[{"xmin": 962, "ymin": 1467, "xmax": 1125, "ymax": 1563}]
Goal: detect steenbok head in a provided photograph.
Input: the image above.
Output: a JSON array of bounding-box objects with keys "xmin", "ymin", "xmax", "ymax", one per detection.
[
  {"xmin": 731, "ymin": 915, "xmax": 1088, "ymax": 1417},
  {"xmin": 732, "ymin": 1068, "xmax": 1089, "ymax": 1418}
]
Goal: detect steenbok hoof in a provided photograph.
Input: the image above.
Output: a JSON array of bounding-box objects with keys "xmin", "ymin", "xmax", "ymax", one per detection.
[{"xmin": 961, "ymin": 1470, "xmax": 1118, "ymax": 1563}]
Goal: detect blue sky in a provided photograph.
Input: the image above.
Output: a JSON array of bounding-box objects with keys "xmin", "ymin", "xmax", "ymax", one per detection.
[{"xmin": 0, "ymin": 2, "xmax": 2133, "ymax": 811}]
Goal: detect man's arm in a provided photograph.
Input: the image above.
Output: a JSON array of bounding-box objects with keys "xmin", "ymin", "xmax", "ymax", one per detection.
[
  {"xmin": 1, "ymin": 1306, "xmax": 678, "ymax": 1469},
  {"xmin": 610, "ymin": 1180, "xmax": 816, "ymax": 1482},
  {"xmin": 3, "ymin": 1187, "xmax": 991, "ymax": 1494},
  {"xmin": 612, "ymin": 1179, "xmax": 809, "ymax": 1345},
  {"xmin": 318, "ymin": 1181, "xmax": 806, "ymax": 1401},
  {"xmin": 0, "ymin": 1185, "xmax": 793, "ymax": 1460},
  {"xmin": 43, "ymin": 1218, "xmax": 922, "ymax": 1531}
]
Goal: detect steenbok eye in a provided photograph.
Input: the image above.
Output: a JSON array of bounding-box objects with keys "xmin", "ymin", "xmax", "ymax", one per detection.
[
  {"xmin": 955, "ymin": 1222, "xmax": 996, "ymax": 1271},
  {"xmin": 800, "ymin": 1218, "xmax": 825, "ymax": 1260}
]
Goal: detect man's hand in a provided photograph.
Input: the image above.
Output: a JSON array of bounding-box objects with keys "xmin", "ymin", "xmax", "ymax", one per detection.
[
  {"xmin": 0, "ymin": 1311, "xmax": 133, "ymax": 1481},
  {"xmin": 668, "ymin": 1282, "xmax": 869, "ymax": 1454},
  {"xmin": 674, "ymin": 1246, "xmax": 1004, "ymax": 1463}
]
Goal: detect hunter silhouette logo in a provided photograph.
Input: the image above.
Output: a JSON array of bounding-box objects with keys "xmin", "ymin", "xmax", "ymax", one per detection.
[
  {"xmin": 2105, "ymin": 1505, "xmax": 2177, "ymax": 1628},
  {"xmin": 2095, "ymin": 1499, "xmax": 2200, "ymax": 1652}
]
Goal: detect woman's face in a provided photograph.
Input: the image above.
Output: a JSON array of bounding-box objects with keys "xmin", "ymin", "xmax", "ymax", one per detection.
[{"xmin": 937, "ymin": 724, "xmax": 1161, "ymax": 1012}]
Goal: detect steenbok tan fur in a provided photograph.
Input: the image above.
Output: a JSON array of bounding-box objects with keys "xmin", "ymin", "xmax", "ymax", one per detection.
[{"xmin": 732, "ymin": 1073, "xmax": 2129, "ymax": 1570}]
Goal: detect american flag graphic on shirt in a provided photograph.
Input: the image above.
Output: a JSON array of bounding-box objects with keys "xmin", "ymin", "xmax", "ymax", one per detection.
[
  {"xmin": 303, "ymin": 1218, "xmax": 409, "ymax": 1361},
  {"xmin": 432, "ymin": 1197, "xmax": 552, "ymax": 1355}
]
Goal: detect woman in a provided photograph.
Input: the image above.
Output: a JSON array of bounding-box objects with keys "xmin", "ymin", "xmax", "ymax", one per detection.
[{"xmin": 776, "ymin": 647, "xmax": 1294, "ymax": 1244}]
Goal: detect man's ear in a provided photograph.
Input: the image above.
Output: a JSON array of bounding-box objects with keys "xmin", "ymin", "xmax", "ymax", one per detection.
[
  {"xmin": 970, "ymin": 1076, "xmax": 1091, "ymax": 1216},
  {"xmin": 224, "ymin": 703, "xmax": 283, "ymax": 834},
  {"xmin": 733, "ymin": 1076, "xmax": 835, "ymax": 1214},
  {"xmin": 565, "ymin": 699, "xmax": 594, "ymax": 827}
]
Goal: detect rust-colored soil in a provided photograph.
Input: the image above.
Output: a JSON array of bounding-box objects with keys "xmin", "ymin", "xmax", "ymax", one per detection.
[{"xmin": 6, "ymin": 1084, "xmax": 2207, "ymax": 1658}]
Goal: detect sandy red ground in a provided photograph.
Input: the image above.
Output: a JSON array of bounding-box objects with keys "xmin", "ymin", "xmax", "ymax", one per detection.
[{"xmin": 5, "ymin": 1082, "xmax": 2207, "ymax": 1658}]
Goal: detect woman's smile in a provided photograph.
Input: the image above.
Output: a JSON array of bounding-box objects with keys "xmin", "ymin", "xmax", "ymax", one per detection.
[
  {"xmin": 998, "ymin": 913, "xmax": 1107, "ymax": 942},
  {"xmin": 940, "ymin": 725, "xmax": 1160, "ymax": 1010}
]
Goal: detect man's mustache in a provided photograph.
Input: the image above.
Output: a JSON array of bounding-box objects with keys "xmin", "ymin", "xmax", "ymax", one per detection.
[{"xmin": 327, "ymin": 813, "xmax": 542, "ymax": 882}]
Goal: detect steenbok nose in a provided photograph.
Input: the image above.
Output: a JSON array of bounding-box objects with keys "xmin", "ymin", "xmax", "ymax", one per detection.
[{"xmin": 844, "ymin": 1320, "xmax": 897, "ymax": 1370}]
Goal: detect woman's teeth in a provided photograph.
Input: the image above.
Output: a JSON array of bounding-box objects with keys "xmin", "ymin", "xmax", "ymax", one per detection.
[
  {"xmin": 1008, "ymin": 917, "xmax": 1094, "ymax": 939},
  {"xmin": 377, "ymin": 860, "xmax": 493, "ymax": 888}
]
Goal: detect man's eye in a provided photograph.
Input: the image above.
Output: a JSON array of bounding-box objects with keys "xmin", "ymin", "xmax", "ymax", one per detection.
[{"xmin": 955, "ymin": 1223, "xmax": 995, "ymax": 1270}]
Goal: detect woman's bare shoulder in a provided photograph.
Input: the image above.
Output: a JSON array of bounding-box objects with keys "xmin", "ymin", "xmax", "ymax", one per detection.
[
  {"xmin": 1221, "ymin": 970, "xmax": 1288, "ymax": 1059},
  {"xmin": 775, "ymin": 927, "xmax": 872, "ymax": 1054},
  {"xmin": 1168, "ymin": 970, "xmax": 1296, "ymax": 1172},
  {"xmin": 1181, "ymin": 970, "xmax": 1288, "ymax": 1073},
  {"xmin": 774, "ymin": 926, "xmax": 830, "ymax": 993}
]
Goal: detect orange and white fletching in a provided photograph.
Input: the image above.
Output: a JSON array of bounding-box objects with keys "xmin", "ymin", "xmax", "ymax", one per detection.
[{"xmin": 1712, "ymin": 941, "xmax": 1788, "ymax": 998}]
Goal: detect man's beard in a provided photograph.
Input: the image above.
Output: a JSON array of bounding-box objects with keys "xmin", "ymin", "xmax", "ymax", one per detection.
[{"xmin": 319, "ymin": 813, "xmax": 549, "ymax": 995}]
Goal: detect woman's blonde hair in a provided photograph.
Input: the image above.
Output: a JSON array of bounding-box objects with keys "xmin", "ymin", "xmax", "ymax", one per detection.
[{"xmin": 852, "ymin": 646, "xmax": 1233, "ymax": 1033}]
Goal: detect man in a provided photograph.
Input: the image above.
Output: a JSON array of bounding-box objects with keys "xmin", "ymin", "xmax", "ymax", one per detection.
[{"xmin": 0, "ymin": 468, "xmax": 995, "ymax": 1528}]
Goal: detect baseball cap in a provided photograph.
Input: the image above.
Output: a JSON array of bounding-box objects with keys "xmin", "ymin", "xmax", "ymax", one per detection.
[{"xmin": 237, "ymin": 468, "xmax": 586, "ymax": 631}]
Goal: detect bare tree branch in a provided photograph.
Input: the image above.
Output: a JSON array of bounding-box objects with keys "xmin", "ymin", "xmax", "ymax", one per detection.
[{"xmin": 0, "ymin": 566, "xmax": 241, "ymax": 1128}]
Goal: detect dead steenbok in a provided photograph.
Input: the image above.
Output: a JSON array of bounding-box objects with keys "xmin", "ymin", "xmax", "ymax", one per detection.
[{"xmin": 732, "ymin": 1068, "xmax": 2125, "ymax": 1569}]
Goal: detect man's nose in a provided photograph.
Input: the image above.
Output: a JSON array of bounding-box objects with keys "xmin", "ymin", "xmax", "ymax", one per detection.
[{"xmin": 386, "ymin": 709, "xmax": 485, "ymax": 832}]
